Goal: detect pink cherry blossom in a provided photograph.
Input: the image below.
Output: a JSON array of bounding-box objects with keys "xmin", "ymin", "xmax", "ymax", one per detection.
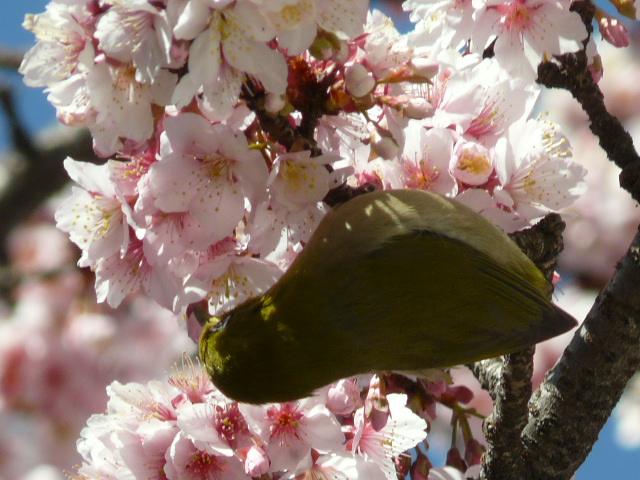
[
  {"xmin": 19, "ymin": 1, "xmax": 94, "ymax": 88},
  {"xmin": 94, "ymin": 0, "xmax": 174, "ymax": 83},
  {"xmin": 86, "ymin": 60, "xmax": 177, "ymax": 156},
  {"xmin": 494, "ymin": 118, "xmax": 587, "ymax": 221},
  {"xmin": 172, "ymin": 2, "xmax": 287, "ymax": 113},
  {"xmin": 165, "ymin": 433, "xmax": 250, "ymax": 480},
  {"xmin": 472, "ymin": 0, "xmax": 588, "ymax": 80},
  {"xmin": 388, "ymin": 124, "xmax": 457, "ymax": 195},
  {"xmin": 351, "ymin": 394, "xmax": 428, "ymax": 480},
  {"xmin": 404, "ymin": 0, "xmax": 476, "ymax": 50},
  {"xmin": 241, "ymin": 399, "xmax": 345, "ymax": 472},
  {"xmin": 55, "ymin": 158, "xmax": 129, "ymax": 268},
  {"xmin": 144, "ymin": 113, "xmax": 268, "ymax": 244},
  {"xmin": 93, "ymin": 233, "xmax": 183, "ymax": 311}
]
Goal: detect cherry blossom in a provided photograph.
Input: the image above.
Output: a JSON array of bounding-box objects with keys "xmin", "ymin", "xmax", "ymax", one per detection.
[
  {"xmin": 494, "ymin": 118, "xmax": 587, "ymax": 221},
  {"xmin": 387, "ymin": 124, "xmax": 457, "ymax": 195},
  {"xmin": 94, "ymin": 0, "xmax": 174, "ymax": 83},
  {"xmin": 241, "ymin": 398, "xmax": 345, "ymax": 472},
  {"xmin": 351, "ymin": 393, "xmax": 428, "ymax": 480},
  {"xmin": 19, "ymin": 1, "xmax": 94, "ymax": 88},
  {"xmin": 472, "ymin": 0, "xmax": 588, "ymax": 80},
  {"xmin": 55, "ymin": 158, "xmax": 130, "ymax": 268},
  {"xmin": 144, "ymin": 113, "xmax": 267, "ymax": 242},
  {"xmin": 165, "ymin": 433, "xmax": 250, "ymax": 480},
  {"xmin": 17, "ymin": 0, "xmax": 601, "ymax": 477},
  {"xmin": 172, "ymin": 1, "xmax": 288, "ymax": 113}
]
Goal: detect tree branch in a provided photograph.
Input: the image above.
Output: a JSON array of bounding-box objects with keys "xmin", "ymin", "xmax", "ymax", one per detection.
[
  {"xmin": 522, "ymin": 228, "xmax": 640, "ymax": 478},
  {"xmin": 473, "ymin": 213, "xmax": 566, "ymax": 479},
  {"xmin": 479, "ymin": 347, "xmax": 534, "ymax": 480}
]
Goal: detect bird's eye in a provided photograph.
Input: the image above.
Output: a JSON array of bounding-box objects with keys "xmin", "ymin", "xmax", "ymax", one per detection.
[{"xmin": 214, "ymin": 312, "xmax": 233, "ymax": 331}]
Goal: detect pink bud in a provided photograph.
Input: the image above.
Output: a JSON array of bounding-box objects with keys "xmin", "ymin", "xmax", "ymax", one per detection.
[
  {"xmin": 265, "ymin": 93, "xmax": 286, "ymax": 114},
  {"xmin": 403, "ymin": 97, "xmax": 435, "ymax": 119},
  {"xmin": 599, "ymin": 16, "xmax": 630, "ymax": 47},
  {"xmin": 327, "ymin": 379, "xmax": 360, "ymax": 416},
  {"xmin": 464, "ymin": 439, "xmax": 486, "ymax": 466},
  {"xmin": 446, "ymin": 447, "xmax": 467, "ymax": 472},
  {"xmin": 448, "ymin": 385, "xmax": 474, "ymax": 405},
  {"xmin": 345, "ymin": 64, "xmax": 376, "ymax": 98},
  {"xmin": 427, "ymin": 380, "xmax": 448, "ymax": 396},
  {"xmin": 365, "ymin": 375, "xmax": 390, "ymax": 431},
  {"xmin": 371, "ymin": 130, "xmax": 399, "ymax": 160},
  {"xmin": 409, "ymin": 57, "xmax": 440, "ymax": 80},
  {"xmin": 410, "ymin": 452, "xmax": 433, "ymax": 480},
  {"xmin": 240, "ymin": 445, "xmax": 270, "ymax": 477}
]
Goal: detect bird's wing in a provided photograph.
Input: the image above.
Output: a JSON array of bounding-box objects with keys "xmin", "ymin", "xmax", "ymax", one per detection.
[{"xmin": 283, "ymin": 229, "xmax": 576, "ymax": 374}]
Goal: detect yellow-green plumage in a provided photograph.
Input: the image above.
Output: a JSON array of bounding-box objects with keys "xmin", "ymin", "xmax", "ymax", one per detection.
[{"xmin": 200, "ymin": 189, "xmax": 576, "ymax": 403}]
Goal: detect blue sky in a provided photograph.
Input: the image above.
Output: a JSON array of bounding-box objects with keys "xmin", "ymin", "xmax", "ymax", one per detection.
[{"xmin": 1, "ymin": 1, "xmax": 639, "ymax": 478}]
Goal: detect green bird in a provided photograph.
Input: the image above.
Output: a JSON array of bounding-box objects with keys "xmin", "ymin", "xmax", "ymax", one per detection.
[{"xmin": 199, "ymin": 189, "xmax": 577, "ymax": 404}]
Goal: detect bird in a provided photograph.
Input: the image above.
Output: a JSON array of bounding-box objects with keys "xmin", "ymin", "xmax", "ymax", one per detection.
[{"xmin": 199, "ymin": 189, "xmax": 577, "ymax": 404}]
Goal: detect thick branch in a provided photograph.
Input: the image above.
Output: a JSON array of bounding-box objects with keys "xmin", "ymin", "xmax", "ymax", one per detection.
[
  {"xmin": 522, "ymin": 228, "xmax": 640, "ymax": 479},
  {"xmin": 520, "ymin": 3, "xmax": 640, "ymax": 477},
  {"xmin": 474, "ymin": 214, "xmax": 565, "ymax": 479},
  {"xmin": 471, "ymin": 213, "xmax": 567, "ymax": 392},
  {"xmin": 479, "ymin": 347, "xmax": 534, "ymax": 480}
]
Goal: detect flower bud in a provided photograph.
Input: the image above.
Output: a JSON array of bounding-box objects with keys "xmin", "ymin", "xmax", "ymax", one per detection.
[
  {"xmin": 464, "ymin": 439, "xmax": 485, "ymax": 466},
  {"xmin": 446, "ymin": 447, "xmax": 467, "ymax": 472},
  {"xmin": 365, "ymin": 375, "xmax": 390, "ymax": 431},
  {"xmin": 239, "ymin": 445, "xmax": 270, "ymax": 477},
  {"xmin": 409, "ymin": 57, "xmax": 440, "ymax": 80},
  {"xmin": 427, "ymin": 380, "xmax": 448, "ymax": 396},
  {"xmin": 345, "ymin": 64, "xmax": 376, "ymax": 98},
  {"xmin": 410, "ymin": 451, "xmax": 433, "ymax": 480},
  {"xmin": 265, "ymin": 93, "xmax": 286, "ymax": 114},
  {"xmin": 598, "ymin": 16, "xmax": 630, "ymax": 47},
  {"xmin": 327, "ymin": 379, "xmax": 360, "ymax": 416}
]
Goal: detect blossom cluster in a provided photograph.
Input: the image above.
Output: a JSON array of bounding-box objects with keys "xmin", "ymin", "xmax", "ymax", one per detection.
[
  {"xmin": 0, "ymin": 216, "xmax": 194, "ymax": 478},
  {"xmin": 17, "ymin": 0, "xmax": 609, "ymax": 477},
  {"xmin": 21, "ymin": 0, "xmax": 591, "ymax": 324},
  {"xmin": 74, "ymin": 363, "xmax": 435, "ymax": 480}
]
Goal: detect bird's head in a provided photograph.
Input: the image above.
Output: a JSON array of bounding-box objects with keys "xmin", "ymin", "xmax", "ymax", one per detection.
[{"xmin": 198, "ymin": 296, "xmax": 316, "ymax": 404}]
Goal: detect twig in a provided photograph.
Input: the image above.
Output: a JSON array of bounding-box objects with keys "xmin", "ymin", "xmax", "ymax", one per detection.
[
  {"xmin": 0, "ymin": 83, "xmax": 38, "ymax": 157},
  {"xmin": 537, "ymin": 2, "xmax": 640, "ymax": 203},
  {"xmin": 0, "ymin": 47, "xmax": 25, "ymax": 70}
]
